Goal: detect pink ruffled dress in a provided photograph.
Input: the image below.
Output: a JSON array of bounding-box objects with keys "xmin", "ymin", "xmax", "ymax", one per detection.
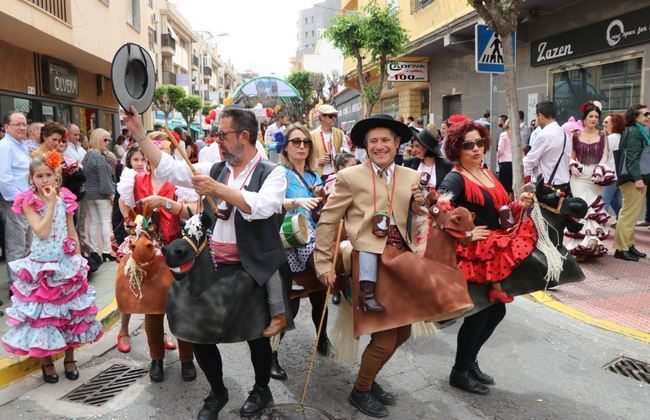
[{"xmin": 2, "ymin": 188, "xmax": 103, "ymax": 357}]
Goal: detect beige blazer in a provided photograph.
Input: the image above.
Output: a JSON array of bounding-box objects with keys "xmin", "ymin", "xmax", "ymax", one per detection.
[
  {"xmin": 310, "ymin": 127, "xmax": 344, "ymax": 176},
  {"xmin": 314, "ymin": 162, "xmax": 421, "ymax": 278}
]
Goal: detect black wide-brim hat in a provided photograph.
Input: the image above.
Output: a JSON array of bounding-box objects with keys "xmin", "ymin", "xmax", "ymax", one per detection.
[
  {"xmin": 111, "ymin": 43, "xmax": 156, "ymax": 114},
  {"xmin": 351, "ymin": 114, "xmax": 412, "ymax": 149},
  {"xmin": 414, "ymin": 128, "xmax": 440, "ymax": 154}
]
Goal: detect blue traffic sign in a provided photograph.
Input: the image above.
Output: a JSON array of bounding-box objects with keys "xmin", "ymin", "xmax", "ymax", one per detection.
[{"xmin": 475, "ymin": 24, "xmax": 516, "ymax": 74}]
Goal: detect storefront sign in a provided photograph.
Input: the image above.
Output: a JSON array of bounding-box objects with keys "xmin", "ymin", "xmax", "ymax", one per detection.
[
  {"xmin": 42, "ymin": 57, "xmax": 79, "ymax": 98},
  {"xmin": 531, "ymin": 6, "xmax": 650, "ymax": 66},
  {"xmin": 387, "ymin": 62, "xmax": 428, "ymax": 82}
]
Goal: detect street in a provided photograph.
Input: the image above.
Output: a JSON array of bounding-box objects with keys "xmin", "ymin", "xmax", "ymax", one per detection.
[{"xmin": 0, "ymin": 296, "xmax": 647, "ymax": 420}]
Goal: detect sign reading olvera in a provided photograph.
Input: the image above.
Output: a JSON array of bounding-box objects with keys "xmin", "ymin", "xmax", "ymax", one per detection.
[
  {"xmin": 42, "ymin": 56, "xmax": 79, "ymax": 98},
  {"xmin": 531, "ymin": 6, "xmax": 650, "ymax": 67},
  {"xmin": 387, "ymin": 62, "xmax": 428, "ymax": 82}
]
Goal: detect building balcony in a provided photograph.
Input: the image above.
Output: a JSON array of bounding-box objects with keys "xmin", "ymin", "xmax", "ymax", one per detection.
[
  {"xmin": 161, "ymin": 33, "xmax": 176, "ymax": 56},
  {"xmin": 202, "ymin": 66, "xmax": 212, "ymax": 78},
  {"xmin": 192, "ymin": 55, "xmax": 199, "ymax": 69},
  {"xmin": 162, "ymin": 71, "xmax": 176, "ymax": 85},
  {"xmin": 26, "ymin": 0, "xmax": 71, "ymax": 24}
]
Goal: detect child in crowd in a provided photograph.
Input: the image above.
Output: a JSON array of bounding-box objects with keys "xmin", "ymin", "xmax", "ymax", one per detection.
[
  {"xmin": 2, "ymin": 151, "xmax": 103, "ymax": 384},
  {"xmin": 324, "ymin": 152, "xmax": 357, "ymax": 194}
]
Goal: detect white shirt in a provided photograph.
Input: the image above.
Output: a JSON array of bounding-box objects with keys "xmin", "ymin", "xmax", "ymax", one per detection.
[
  {"xmin": 155, "ymin": 150, "xmax": 286, "ymax": 244},
  {"xmin": 264, "ymin": 123, "xmax": 286, "ymax": 146},
  {"xmin": 417, "ymin": 162, "xmax": 437, "ymax": 189},
  {"xmin": 607, "ymin": 133, "xmax": 621, "ymax": 173},
  {"xmin": 529, "ymin": 126, "xmax": 542, "ymax": 148},
  {"xmin": 0, "ymin": 134, "xmax": 31, "ymax": 201},
  {"xmin": 317, "ymin": 126, "xmax": 350, "ymax": 176},
  {"xmin": 64, "ymin": 141, "xmax": 86, "ymax": 165},
  {"xmin": 523, "ymin": 121, "xmax": 572, "ymax": 185},
  {"xmin": 370, "ymin": 161, "xmax": 397, "ymax": 226}
]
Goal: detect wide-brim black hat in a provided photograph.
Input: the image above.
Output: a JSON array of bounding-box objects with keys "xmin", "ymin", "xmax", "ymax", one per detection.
[
  {"xmin": 350, "ymin": 114, "xmax": 412, "ymax": 149},
  {"xmin": 111, "ymin": 43, "xmax": 156, "ymax": 114},
  {"xmin": 414, "ymin": 128, "xmax": 440, "ymax": 154}
]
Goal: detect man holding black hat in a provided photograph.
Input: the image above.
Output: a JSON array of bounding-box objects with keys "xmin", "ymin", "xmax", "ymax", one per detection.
[{"xmin": 314, "ymin": 114, "xmax": 426, "ymax": 418}]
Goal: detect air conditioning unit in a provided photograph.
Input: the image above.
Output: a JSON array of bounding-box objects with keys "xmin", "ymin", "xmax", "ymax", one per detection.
[{"xmin": 151, "ymin": 13, "xmax": 159, "ymax": 24}]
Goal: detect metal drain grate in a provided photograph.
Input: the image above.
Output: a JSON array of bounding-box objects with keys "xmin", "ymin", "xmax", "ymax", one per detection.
[
  {"xmin": 603, "ymin": 356, "xmax": 650, "ymax": 384},
  {"xmin": 61, "ymin": 364, "xmax": 148, "ymax": 406}
]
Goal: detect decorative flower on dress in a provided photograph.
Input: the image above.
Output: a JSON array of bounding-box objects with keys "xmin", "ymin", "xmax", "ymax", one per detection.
[
  {"xmin": 62, "ymin": 237, "xmax": 77, "ymax": 255},
  {"xmin": 44, "ymin": 150, "xmax": 62, "ymax": 170},
  {"xmin": 273, "ymin": 131, "xmax": 288, "ymax": 153}
]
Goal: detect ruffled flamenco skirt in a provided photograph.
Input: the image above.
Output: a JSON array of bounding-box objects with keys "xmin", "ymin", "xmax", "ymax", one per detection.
[
  {"xmin": 566, "ymin": 168, "xmax": 609, "ymax": 258},
  {"xmin": 457, "ymin": 217, "xmax": 538, "ymax": 284},
  {"xmin": 2, "ymin": 255, "xmax": 103, "ymax": 357}
]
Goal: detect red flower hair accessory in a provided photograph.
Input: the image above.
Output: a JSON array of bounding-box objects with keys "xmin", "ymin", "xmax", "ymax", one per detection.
[
  {"xmin": 448, "ymin": 114, "xmax": 470, "ymax": 126},
  {"xmin": 43, "ymin": 150, "xmax": 62, "ymax": 170}
]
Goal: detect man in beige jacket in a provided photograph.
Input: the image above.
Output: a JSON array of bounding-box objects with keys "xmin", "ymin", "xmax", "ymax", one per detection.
[
  {"xmin": 310, "ymin": 104, "xmax": 349, "ymax": 178},
  {"xmin": 314, "ymin": 114, "xmax": 424, "ymax": 418}
]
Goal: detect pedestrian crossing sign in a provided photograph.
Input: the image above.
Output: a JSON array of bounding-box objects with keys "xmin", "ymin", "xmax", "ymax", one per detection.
[{"xmin": 475, "ymin": 24, "xmax": 516, "ymax": 74}]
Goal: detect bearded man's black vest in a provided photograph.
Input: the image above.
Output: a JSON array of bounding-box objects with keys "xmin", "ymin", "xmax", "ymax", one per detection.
[{"xmin": 204, "ymin": 159, "xmax": 286, "ymax": 286}]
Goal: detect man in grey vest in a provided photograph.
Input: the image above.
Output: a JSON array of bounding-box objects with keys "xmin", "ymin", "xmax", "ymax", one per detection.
[{"xmin": 124, "ymin": 106, "xmax": 289, "ymax": 419}]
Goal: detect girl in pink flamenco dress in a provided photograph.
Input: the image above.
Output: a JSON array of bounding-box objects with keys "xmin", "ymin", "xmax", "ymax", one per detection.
[{"xmin": 2, "ymin": 152, "xmax": 103, "ymax": 384}]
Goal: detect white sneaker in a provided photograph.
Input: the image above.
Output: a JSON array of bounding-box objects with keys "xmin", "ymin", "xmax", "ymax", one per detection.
[{"xmin": 291, "ymin": 281, "xmax": 305, "ymax": 292}]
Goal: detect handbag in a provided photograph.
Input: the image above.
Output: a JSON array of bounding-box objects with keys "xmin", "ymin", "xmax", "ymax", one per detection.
[{"xmin": 615, "ymin": 129, "xmax": 650, "ymax": 181}]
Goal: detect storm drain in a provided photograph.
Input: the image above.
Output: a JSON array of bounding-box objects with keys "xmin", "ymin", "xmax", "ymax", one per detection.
[
  {"xmin": 603, "ymin": 356, "xmax": 650, "ymax": 385},
  {"xmin": 61, "ymin": 364, "xmax": 148, "ymax": 406}
]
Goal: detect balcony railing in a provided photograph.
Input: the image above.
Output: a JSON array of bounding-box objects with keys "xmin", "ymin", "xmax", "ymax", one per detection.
[
  {"xmin": 161, "ymin": 33, "xmax": 176, "ymax": 51},
  {"xmin": 203, "ymin": 66, "xmax": 212, "ymax": 77},
  {"xmin": 26, "ymin": 0, "xmax": 71, "ymax": 23},
  {"xmin": 162, "ymin": 71, "xmax": 176, "ymax": 85}
]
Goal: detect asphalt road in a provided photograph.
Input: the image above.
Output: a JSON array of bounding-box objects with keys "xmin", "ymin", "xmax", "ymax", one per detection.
[{"xmin": 0, "ymin": 297, "xmax": 648, "ymax": 420}]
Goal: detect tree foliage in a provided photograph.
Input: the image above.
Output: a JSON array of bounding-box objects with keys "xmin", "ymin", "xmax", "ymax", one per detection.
[
  {"xmin": 176, "ymin": 95, "xmax": 203, "ymax": 127},
  {"xmin": 153, "ymin": 85, "xmax": 187, "ymax": 120},
  {"xmin": 325, "ymin": 0, "xmax": 409, "ymax": 117}
]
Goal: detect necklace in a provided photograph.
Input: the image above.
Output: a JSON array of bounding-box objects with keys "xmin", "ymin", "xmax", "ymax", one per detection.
[{"xmin": 460, "ymin": 164, "xmax": 493, "ymax": 188}]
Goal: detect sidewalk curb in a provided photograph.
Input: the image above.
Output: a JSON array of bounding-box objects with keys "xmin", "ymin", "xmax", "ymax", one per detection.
[
  {"xmin": 528, "ymin": 291, "xmax": 650, "ymax": 344},
  {"xmin": 0, "ymin": 298, "xmax": 119, "ymax": 388}
]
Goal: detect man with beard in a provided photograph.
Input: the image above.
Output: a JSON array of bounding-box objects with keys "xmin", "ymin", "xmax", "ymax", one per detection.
[{"xmin": 123, "ymin": 106, "xmax": 288, "ymax": 419}]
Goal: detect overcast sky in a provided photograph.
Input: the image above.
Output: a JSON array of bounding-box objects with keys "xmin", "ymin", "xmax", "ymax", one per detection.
[{"xmin": 174, "ymin": 0, "xmax": 322, "ymax": 77}]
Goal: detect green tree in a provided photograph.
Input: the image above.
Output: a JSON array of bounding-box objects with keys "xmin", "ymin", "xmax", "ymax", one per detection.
[
  {"xmin": 153, "ymin": 85, "xmax": 187, "ymax": 123},
  {"xmin": 287, "ymin": 71, "xmax": 317, "ymax": 113},
  {"xmin": 176, "ymin": 95, "xmax": 204, "ymax": 128},
  {"xmin": 202, "ymin": 104, "xmax": 218, "ymax": 116},
  {"xmin": 468, "ymin": 0, "xmax": 524, "ymax": 191},
  {"xmin": 325, "ymin": 0, "xmax": 409, "ymax": 117}
]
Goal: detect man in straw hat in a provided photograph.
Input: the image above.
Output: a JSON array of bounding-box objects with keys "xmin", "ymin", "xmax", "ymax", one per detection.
[
  {"xmin": 314, "ymin": 114, "xmax": 427, "ymax": 418},
  {"xmin": 123, "ymin": 105, "xmax": 290, "ymax": 419},
  {"xmin": 310, "ymin": 104, "xmax": 349, "ymax": 178}
]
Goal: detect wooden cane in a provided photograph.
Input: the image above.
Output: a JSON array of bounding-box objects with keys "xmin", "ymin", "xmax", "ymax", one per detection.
[
  {"xmin": 161, "ymin": 125, "xmax": 219, "ymax": 214},
  {"xmin": 299, "ymin": 219, "xmax": 345, "ymax": 405}
]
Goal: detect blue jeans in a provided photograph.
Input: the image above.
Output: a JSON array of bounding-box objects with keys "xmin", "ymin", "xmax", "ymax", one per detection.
[
  {"xmin": 602, "ymin": 183, "xmax": 622, "ymax": 217},
  {"xmin": 359, "ymin": 251, "xmax": 379, "ymax": 283}
]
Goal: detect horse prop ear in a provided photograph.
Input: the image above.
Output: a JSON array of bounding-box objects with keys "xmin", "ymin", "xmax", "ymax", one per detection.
[
  {"xmin": 200, "ymin": 211, "xmax": 212, "ymax": 230},
  {"xmin": 425, "ymin": 190, "xmax": 439, "ymax": 208},
  {"xmin": 187, "ymin": 206, "xmax": 194, "ymax": 218}
]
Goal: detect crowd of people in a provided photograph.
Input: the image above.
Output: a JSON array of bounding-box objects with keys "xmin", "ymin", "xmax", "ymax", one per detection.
[{"xmin": 0, "ymin": 98, "xmax": 647, "ymax": 419}]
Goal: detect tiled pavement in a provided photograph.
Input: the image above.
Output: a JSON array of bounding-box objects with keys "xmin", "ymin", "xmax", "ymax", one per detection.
[{"xmin": 548, "ymin": 224, "xmax": 650, "ymax": 335}]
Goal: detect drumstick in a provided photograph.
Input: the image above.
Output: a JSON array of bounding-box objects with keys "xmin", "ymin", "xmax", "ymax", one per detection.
[
  {"xmin": 300, "ymin": 219, "xmax": 345, "ymax": 405},
  {"xmin": 161, "ymin": 125, "xmax": 219, "ymax": 214}
]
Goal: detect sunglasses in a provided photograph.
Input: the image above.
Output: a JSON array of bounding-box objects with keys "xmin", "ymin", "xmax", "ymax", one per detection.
[
  {"xmin": 215, "ymin": 130, "xmax": 242, "ymax": 140},
  {"xmin": 322, "ymin": 114, "xmax": 337, "ymax": 119},
  {"xmin": 288, "ymin": 139, "xmax": 312, "ymax": 147},
  {"xmin": 644, "ymin": 112, "xmax": 650, "ymax": 117},
  {"xmin": 103, "ymin": 138, "xmax": 111, "ymax": 143},
  {"xmin": 461, "ymin": 138, "xmax": 486, "ymax": 150}
]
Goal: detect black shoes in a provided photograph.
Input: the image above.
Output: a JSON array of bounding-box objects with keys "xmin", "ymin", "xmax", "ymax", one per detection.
[
  {"xmin": 349, "ymin": 387, "xmax": 389, "ymax": 418},
  {"xmin": 102, "ymin": 253, "xmax": 117, "ymax": 262},
  {"xmin": 270, "ymin": 351, "xmax": 287, "ymax": 380},
  {"xmin": 64, "ymin": 360, "xmax": 79, "ymax": 380},
  {"xmin": 371, "ymin": 382, "xmax": 396, "ymax": 405},
  {"xmin": 41, "ymin": 364, "xmax": 59, "ymax": 384},
  {"xmin": 181, "ymin": 361, "xmax": 197, "ymax": 382},
  {"xmin": 614, "ymin": 250, "xmax": 639, "ymax": 262},
  {"xmin": 331, "ymin": 291, "xmax": 341, "ymax": 305},
  {"xmin": 240, "ymin": 384, "xmax": 273, "ymax": 417},
  {"xmin": 449, "ymin": 368, "xmax": 490, "ymax": 395},
  {"xmin": 629, "ymin": 246, "xmax": 646, "ymax": 258},
  {"xmin": 149, "ymin": 359, "xmax": 164, "ymax": 382},
  {"xmin": 469, "ymin": 361, "xmax": 494, "ymax": 385},
  {"xmin": 317, "ymin": 337, "xmax": 331, "ymax": 357},
  {"xmin": 197, "ymin": 390, "xmax": 229, "ymax": 420}
]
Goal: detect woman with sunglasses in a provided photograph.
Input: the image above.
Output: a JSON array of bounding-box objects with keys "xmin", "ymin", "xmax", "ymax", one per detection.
[
  {"xmin": 565, "ymin": 102, "xmax": 613, "ymax": 261},
  {"xmin": 439, "ymin": 119, "xmax": 535, "ymax": 395},
  {"xmin": 270, "ymin": 124, "xmax": 329, "ymax": 381},
  {"xmin": 613, "ymin": 104, "xmax": 650, "ymax": 262},
  {"xmin": 402, "ymin": 128, "xmax": 453, "ymax": 192}
]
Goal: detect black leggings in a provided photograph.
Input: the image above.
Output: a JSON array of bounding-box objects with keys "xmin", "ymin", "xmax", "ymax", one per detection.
[
  {"xmin": 454, "ymin": 303, "xmax": 506, "ymax": 372},
  {"xmin": 287, "ymin": 290, "xmax": 329, "ymax": 345},
  {"xmin": 193, "ymin": 337, "xmax": 271, "ymax": 395}
]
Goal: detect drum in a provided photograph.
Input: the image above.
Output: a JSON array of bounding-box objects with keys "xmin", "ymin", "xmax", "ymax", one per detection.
[{"xmin": 280, "ymin": 213, "xmax": 312, "ymax": 249}]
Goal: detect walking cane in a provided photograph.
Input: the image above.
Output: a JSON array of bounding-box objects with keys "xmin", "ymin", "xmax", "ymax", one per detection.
[
  {"xmin": 299, "ymin": 219, "xmax": 345, "ymax": 405},
  {"xmin": 160, "ymin": 125, "xmax": 219, "ymax": 215}
]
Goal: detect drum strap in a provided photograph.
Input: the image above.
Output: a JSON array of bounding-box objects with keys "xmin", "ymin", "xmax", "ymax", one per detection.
[{"xmin": 291, "ymin": 168, "xmax": 317, "ymax": 197}]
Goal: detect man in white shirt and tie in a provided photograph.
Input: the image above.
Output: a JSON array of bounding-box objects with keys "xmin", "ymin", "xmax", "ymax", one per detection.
[{"xmin": 523, "ymin": 101, "xmax": 572, "ymax": 194}]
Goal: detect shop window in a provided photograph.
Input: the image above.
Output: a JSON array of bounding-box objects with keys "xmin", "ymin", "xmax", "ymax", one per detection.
[
  {"xmin": 148, "ymin": 27, "xmax": 156, "ymax": 51},
  {"xmin": 42, "ymin": 103, "xmax": 71, "ymax": 126},
  {"xmin": 2, "ymin": 97, "xmax": 36, "ymax": 123},
  {"xmin": 443, "ymin": 94, "xmax": 462, "ymax": 121},
  {"xmin": 551, "ymin": 57, "xmax": 642, "ymax": 124},
  {"xmin": 127, "ymin": 0, "xmax": 141, "ymax": 32},
  {"xmin": 381, "ymin": 96, "xmax": 399, "ymax": 118}
]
